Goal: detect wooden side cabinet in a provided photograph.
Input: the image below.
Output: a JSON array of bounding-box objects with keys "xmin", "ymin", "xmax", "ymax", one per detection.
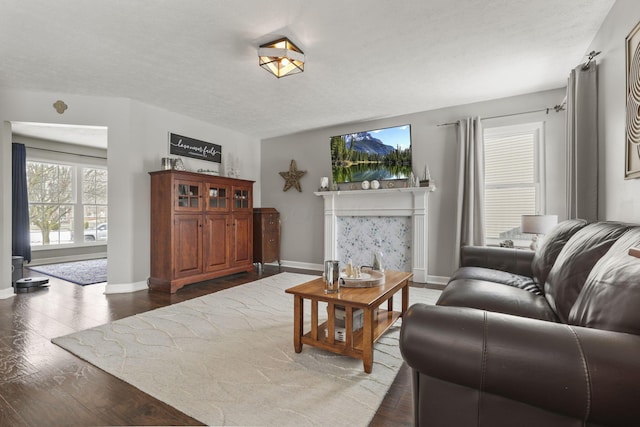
[
  {"xmin": 149, "ymin": 170, "xmax": 254, "ymax": 293},
  {"xmin": 253, "ymin": 208, "xmax": 281, "ymax": 271}
]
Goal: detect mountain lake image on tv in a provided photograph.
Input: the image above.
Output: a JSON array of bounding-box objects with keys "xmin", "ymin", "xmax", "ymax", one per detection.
[{"xmin": 330, "ymin": 124, "xmax": 412, "ymax": 183}]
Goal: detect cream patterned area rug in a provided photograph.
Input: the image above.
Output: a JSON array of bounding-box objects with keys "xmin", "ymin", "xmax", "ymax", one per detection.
[{"xmin": 52, "ymin": 273, "xmax": 441, "ymax": 426}]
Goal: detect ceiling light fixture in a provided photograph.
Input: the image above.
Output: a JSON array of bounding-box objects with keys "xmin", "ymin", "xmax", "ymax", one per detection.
[{"xmin": 258, "ymin": 37, "xmax": 305, "ymax": 78}]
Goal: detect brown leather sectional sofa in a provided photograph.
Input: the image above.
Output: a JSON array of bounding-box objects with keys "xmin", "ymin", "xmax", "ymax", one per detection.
[{"xmin": 400, "ymin": 220, "xmax": 640, "ymax": 427}]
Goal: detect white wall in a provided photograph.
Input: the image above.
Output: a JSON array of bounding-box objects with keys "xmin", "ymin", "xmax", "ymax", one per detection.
[
  {"xmin": 118, "ymin": 100, "xmax": 261, "ymax": 292},
  {"xmin": 0, "ymin": 90, "xmax": 130, "ymax": 299},
  {"xmin": 0, "ymin": 89, "xmax": 260, "ymax": 298},
  {"xmin": 586, "ymin": 0, "xmax": 640, "ymax": 221},
  {"xmin": 261, "ymin": 88, "xmax": 567, "ymax": 279}
]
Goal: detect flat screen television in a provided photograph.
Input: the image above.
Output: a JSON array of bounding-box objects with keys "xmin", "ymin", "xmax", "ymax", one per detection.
[{"xmin": 330, "ymin": 124, "xmax": 412, "ymax": 184}]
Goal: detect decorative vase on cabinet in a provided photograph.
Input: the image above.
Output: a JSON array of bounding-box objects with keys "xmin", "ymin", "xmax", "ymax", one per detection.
[
  {"xmin": 253, "ymin": 208, "xmax": 281, "ymax": 273},
  {"xmin": 148, "ymin": 170, "xmax": 254, "ymax": 293}
]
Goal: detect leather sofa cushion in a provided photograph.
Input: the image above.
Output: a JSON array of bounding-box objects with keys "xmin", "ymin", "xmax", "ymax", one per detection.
[
  {"xmin": 460, "ymin": 246, "xmax": 535, "ymax": 277},
  {"xmin": 544, "ymin": 222, "xmax": 630, "ymax": 323},
  {"xmin": 436, "ymin": 279, "xmax": 559, "ymax": 322},
  {"xmin": 569, "ymin": 227, "xmax": 640, "ymax": 334},
  {"xmin": 531, "ymin": 219, "xmax": 587, "ymax": 287},
  {"xmin": 450, "ymin": 266, "xmax": 542, "ymax": 295},
  {"xmin": 401, "ymin": 304, "xmax": 640, "ymax": 425},
  {"xmin": 401, "ymin": 305, "xmax": 589, "ymax": 420}
]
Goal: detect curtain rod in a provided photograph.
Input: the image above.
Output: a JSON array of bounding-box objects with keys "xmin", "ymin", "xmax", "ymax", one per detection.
[
  {"xmin": 436, "ymin": 104, "xmax": 566, "ymax": 127},
  {"xmin": 24, "ymin": 145, "xmax": 107, "ymax": 160},
  {"xmin": 582, "ymin": 50, "xmax": 601, "ymax": 70}
]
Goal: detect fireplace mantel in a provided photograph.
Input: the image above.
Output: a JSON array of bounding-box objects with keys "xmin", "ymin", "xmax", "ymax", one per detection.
[{"xmin": 314, "ymin": 187, "xmax": 433, "ymax": 283}]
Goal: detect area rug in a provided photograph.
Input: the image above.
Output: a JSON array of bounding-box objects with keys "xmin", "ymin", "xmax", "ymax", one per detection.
[
  {"xmin": 28, "ymin": 258, "xmax": 107, "ymax": 285},
  {"xmin": 52, "ymin": 272, "xmax": 441, "ymax": 426}
]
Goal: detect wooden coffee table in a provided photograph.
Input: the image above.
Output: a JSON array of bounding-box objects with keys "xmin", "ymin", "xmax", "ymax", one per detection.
[{"xmin": 285, "ymin": 270, "xmax": 413, "ymax": 373}]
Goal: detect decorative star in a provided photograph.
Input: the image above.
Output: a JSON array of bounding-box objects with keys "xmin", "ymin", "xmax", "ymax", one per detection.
[{"xmin": 279, "ymin": 159, "xmax": 307, "ymax": 192}]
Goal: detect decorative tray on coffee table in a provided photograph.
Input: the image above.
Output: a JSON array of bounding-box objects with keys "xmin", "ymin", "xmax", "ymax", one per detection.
[{"xmin": 339, "ymin": 268, "xmax": 385, "ymax": 288}]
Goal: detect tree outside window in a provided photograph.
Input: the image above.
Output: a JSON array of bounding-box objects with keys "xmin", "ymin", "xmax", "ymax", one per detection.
[
  {"xmin": 27, "ymin": 162, "xmax": 74, "ymax": 245},
  {"xmin": 82, "ymin": 167, "xmax": 108, "ymax": 241},
  {"xmin": 26, "ymin": 162, "xmax": 108, "ymax": 245}
]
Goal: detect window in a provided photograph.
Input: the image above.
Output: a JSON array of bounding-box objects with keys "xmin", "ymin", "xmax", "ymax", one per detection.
[
  {"xmin": 483, "ymin": 122, "xmax": 545, "ymax": 245},
  {"xmin": 27, "ymin": 162, "xmax": 74, "ymax": 245},
  {"xmin": 82, "ymin": 167, "xmax": 108, "ymax": 241},
  {"xmin": 27, "ymin": 160, "xmax": 108, "ymax": 246}
]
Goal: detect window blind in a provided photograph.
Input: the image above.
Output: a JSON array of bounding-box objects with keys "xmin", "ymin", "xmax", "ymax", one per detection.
[{"xmin": 484, "ymin": 129, "xmax": 538, "ymax": 240}]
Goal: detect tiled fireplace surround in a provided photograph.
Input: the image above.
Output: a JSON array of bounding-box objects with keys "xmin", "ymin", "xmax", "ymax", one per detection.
[{"xmin": 314, "ymin": 187, "xmax": 431, "ymax": 283}]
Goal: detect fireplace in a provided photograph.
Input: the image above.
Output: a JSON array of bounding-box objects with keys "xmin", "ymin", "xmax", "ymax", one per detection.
[{"xmin": 314, "ymin": 187, "xmax": 431, "ymax": 283}]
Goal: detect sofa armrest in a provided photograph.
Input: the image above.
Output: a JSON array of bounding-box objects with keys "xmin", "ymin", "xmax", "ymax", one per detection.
[
  {"xmin": 400, "ymin": 303, "xmax": 640, "ymax": 425},
  {"xmin": 460, "ymin": 245, "xmax": 534, "ymax": 277}
]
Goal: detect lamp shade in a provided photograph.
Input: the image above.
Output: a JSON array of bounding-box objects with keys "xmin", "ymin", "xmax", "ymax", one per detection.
[
  {"xmin": 521, "ymin": 214, "xmax": 558, "ymax": 235},
  {"xmin": 258, "ymin": 37, "xmax": 305, "ymax": 78}
]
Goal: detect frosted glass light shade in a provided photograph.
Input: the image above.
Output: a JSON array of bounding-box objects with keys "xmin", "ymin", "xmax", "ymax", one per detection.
[{"xmin": 258, "ymin": 37, "xmax": 305, "ymax": 78}]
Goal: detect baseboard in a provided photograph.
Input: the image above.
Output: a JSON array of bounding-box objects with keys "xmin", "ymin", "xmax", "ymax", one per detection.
[
  {"xmin": 428, "ymin": 275, "xmax": 449, "ymax": 286},
  {"xmin": 0, "ymin": 286, "xmax": 16, "ymax": 300},
  {"xmin": 265, "ymin": 260, "xmax": 450, "ymax": 286},
  {"xmin": 264, "ymin": 260, "xmax": 323, "ymax": 272},
  {"xmin": 104, "ymin": 280, "xmax": 148, "ymax": 294}
]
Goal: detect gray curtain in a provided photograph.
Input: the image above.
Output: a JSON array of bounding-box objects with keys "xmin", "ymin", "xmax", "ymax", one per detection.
[
  {"xmin": 566, "ymin": 63, "xmax": 598, "ymax": 221},
  {"xmin": 12, "ymin": 143, "xmax": 31, "ymax": 262},
  {"xmin": 453, "ymin": 117, "xmax": 485, "ymax": 269}
]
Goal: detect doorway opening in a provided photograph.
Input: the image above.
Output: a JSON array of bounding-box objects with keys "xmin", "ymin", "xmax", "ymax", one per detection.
[{"xmin": 11, "ymin": 121, "xmax": 108, "ymax": 267}]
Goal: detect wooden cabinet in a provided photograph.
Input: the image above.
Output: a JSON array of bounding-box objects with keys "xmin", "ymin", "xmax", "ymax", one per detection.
[
  {"xmin": 253, "ymin": 208, "xmax": 281, "ymax": 271},
  {"xmin": 149, "ymin": 170, "xmax": 254, "ymax": 293}
]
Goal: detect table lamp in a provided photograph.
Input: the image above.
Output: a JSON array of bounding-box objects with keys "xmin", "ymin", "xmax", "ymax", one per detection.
[{"xmin": 521, "ymin": 214, "xmax": 558, "ymax": 250}]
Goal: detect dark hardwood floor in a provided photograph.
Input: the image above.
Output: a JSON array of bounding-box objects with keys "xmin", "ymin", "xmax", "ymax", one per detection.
[{"xmin": 0, "ymin": 265, "xmax": 437, "ymax": 426}]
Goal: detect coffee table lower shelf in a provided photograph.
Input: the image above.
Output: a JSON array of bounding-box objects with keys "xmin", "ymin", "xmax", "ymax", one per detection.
[{"xmin": 301, "ymin": 309, "xmax": 401, "ymax": 357}]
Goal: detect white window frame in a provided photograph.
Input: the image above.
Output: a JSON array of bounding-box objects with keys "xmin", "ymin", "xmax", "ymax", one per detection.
[
  {"xmin": 26, "ymin": 160, "xmax": 76, "ymax": 247},
  {"xmin": 483, "ymin": 121, "xmax": 546, "ymax": 247},
  {"xmin": 81, "ymin": 166, "xmax": 109, "ymax": 243},
  {"xmin": 26, "ymin": 151, "xmax": 107, "ymax": 250}
]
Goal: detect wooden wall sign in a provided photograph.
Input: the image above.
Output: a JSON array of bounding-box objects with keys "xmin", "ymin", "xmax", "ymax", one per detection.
[{"xmin": 169, "ymin": 133, "xmax": 222, "ymax": 163}]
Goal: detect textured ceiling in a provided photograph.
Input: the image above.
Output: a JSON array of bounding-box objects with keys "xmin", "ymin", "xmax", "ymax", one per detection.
[{"xmin": 1, "ymin": 0, "xmax": 615, "ymax": 140}]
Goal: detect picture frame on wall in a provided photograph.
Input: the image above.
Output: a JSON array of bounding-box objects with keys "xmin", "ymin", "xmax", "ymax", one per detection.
[{"xmin": 625, "ymin": 20, "xmax": 640, "ymax": 179}]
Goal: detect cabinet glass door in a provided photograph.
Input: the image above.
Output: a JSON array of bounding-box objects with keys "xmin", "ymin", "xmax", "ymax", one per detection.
[
  {"xmin": 206, "ymin": 184, "xmax": 228, "ymax": 210},
  {"xmin": 176, "ymin": 181, "xmax": 201, "ymax": 210},
  {"xmin": 233, "ymin": 188, "xmax": 250, "ymax": 210}
]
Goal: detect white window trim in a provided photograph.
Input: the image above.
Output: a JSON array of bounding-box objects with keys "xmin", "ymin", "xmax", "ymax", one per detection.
[
  {"xmin": 26, "ymin": 154, "xmax": 107, "ymax": 250},
  {"xmin": 483, "ymin": 121, "xmax": 546, "ymax": 248}
]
